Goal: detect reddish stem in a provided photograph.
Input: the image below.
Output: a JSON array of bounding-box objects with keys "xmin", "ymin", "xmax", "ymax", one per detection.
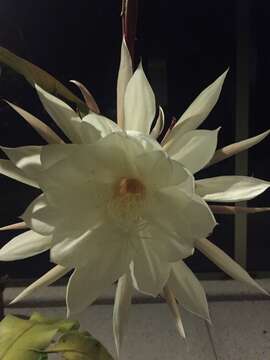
[{"xmin": 121, "ymin": 0, "xmax": 138, "ymax": 68}]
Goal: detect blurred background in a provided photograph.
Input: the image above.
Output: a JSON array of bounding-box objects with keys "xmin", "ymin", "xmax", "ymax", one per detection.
[{"xmin": 0, "ymin": 0, "xmax": 269, "ymax": 281}]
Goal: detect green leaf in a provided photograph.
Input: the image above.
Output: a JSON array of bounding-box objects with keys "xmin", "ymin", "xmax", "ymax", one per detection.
[
  {"xmin": 0, "ymin": 46, "xmax": 88, "ymax": 114},
  {"xmin": 0, "ymin": 313, "xmax": 78, "ymax": 360},
  {"xmin": 46, "ymin": 331, "xmax": 113, "ymax": 360}
]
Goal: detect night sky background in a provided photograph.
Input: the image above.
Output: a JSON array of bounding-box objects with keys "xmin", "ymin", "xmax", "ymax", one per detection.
[{"xmin": 0, "ymin": 0, "xmax": 269, "ymax": 281}]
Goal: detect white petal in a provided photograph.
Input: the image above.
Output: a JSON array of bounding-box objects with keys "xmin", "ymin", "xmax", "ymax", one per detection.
[
  {"xmin": 80, "ymin": 113, "xmax": 121, "ymax": 143},
  {"xmin": 40, "ymin": 144, "xmax": 80, "ymax": 170},
  {"xmin": 208, "ymin": 129, "xmax": 270, "ymax": 167},
  {"xmin": 134, "ymin": 150, "xmax": 191, "ymax": 188},
  {"xmin": 22, "ymin": 195, "xmax": 57, "ymax": 235},
  {"xmin": 51, "ymin": 221, "xmax": 131, "ymax": 269},
  {"xmin": 130, "ymin": 239, "xmax": 170, "ymax": 296},
  {"xmin": 163, "ymin": 285, "xmax": 186, "ymax": 338},
  {"xmin": 196, "ymin": 238, "xmax": 268, "ymax": 295},
  {"xmin": 0, "ymin": 159, "xmax": 39, "ymax": 188},
  {"xmin": 144, "ymin": 187, "xmax": 217, "ymax": 242},
  {"xmin": 10, "ymin": 265, "xmax": 69, "ymax": 304},
  {"xmin": 196, "ymin": 176, "xmax": 270, "ymax": 202},
  {"xmin": 146, "ymin": 225, "xmax": 194, "ymax": 262},
  {"xmin": 168, "ymin": 260, "xmax": 210, "ymax": 321},
  {"xmin": 127, "ymin": 131, "xmax": 162, "ymax": 152},
  {"xmin": 66, "ymin": 246, "xmax": 128, "ymax": 315},
  {"xmin": 35, "ymin": 84, "xmax": 82, "ymax": 143},
  {"xmin": 150, "ymin": 106, "xmax": 165, "ymax": 139},
  {"xmin": 5, "ymin": 100, "xmax": 64, "ymax": 144},
  {"xmin": 124, "ymin": 62, "xmax": 156, "ymax": 134},
  {"xmin": 0, "ymin": 230, "xmax": 51, "ymax": 261},
  {"xmin": 113, "ymin": 274, "xmax": 133, "ymax": 359},
  {"xmin": 117, "ymin": 38, "xmax": 133, "ymax": 129},
  {"xmin": 1, "ymin": 146, "xmax": 42, "ymax": 179},
  {"xmin": 164, "ymin": 129, "xmax": 219, "ymax": 174},
  {"xmin": 163, "ymin": 70, "xmax": 228, "ymax": 145}
]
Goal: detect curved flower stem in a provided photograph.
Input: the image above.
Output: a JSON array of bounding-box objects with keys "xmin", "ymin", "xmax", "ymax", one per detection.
[
  {"xmin": 121, "ymin": 0, "xmax": 138, "ymax": 68},
  {"xmin": 210, "ymin": 205, "xmax": 270, "ymax": 215}
]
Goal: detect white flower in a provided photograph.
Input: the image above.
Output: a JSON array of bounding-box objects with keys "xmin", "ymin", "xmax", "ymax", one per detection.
[
  {"xmin": 0, "ymin": 38, "xmax": 269, "ymax": 359},
  {"xmin": 0, "ymin": 50, "xmax": 217, "ymax": 314}
]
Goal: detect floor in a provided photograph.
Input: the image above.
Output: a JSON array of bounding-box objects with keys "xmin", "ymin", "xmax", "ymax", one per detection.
[{"xmin": 3, "ymin": 279, "xmax": 270, "ymax": 360}]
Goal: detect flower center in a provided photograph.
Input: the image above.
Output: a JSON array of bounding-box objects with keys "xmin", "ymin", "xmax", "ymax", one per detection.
[
  {"xmin": 116, "ymin": 178, "xmax": 145, "ymax": 198},
  {"xmin": 107, "ymin": 178, "xmax": 146, "ymax": 228}
]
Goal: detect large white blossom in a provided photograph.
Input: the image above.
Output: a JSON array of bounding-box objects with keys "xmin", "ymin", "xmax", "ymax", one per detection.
[{"xmin": 0, "ymin": 38, "xmax": 269, "ymax": 358}]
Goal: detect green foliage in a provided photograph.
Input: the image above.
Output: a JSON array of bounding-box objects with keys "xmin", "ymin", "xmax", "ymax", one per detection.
[
  {"xmin": 0, "ymin": 312, "xmax": 78, "ymax": 360},
  {"xmin": 46, "ymin": 331, "xmax": 113, "ymax": 360},
  {"xmin": 0, "ymin": 46, "xmax": 88, "ymax": 114}
]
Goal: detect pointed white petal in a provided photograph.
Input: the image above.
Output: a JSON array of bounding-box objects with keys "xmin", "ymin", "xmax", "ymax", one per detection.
[
  {"xmin": 150, "ymin": 106, "xmax": 165, "ymax": 139},
  {"xmin": 208, "ymin": 129, "xmax": 270, "ymax": 167},
  {"xmin": 124, "ymin": 62, "xmax": 156, "ymax": 134},
  {"xmin": 130, "ymin": 240, "xmax": 170, "ymax": 296},
  {"xmin": 196, "ymin": 238, "xmax": 268, "ymax": 295},
  {"xmin": 196, "ymin": 176, "xmax": 270, "ymax": 202},
  {"xmin": 168, "ymin": 260, "xmax": 210, "ymax": 321},
  {"xmin": 10, "ymin": 265, "xmax": 69, "ymax": 304},
  {"xmin": 0, "ymin": 222, "xmax": 27, "ymax": 231},
  {"xmin": 0, "ymin": 159, "xmax": 39, "ymax": 188},
  {"xmin": 0, "ymin": 230, "xmax": 51, "ymax": 261},
  {"xmin": 69, "ymin": 80, "xmax": 100, "ymax": 113},
  {"xmin": 35, "ymin": 84, "xmax": 82, "ymax": 143},
  {"xmin": 163, "ymin": 285, "xmax": 186, "ymax": 338},
  {"xmin": 5, "ymin": 100, "xmax": 64, "ymax": 144},
  {"xmin": 22, "ymin": 195, "xmax": 56, "ymax": 235},
  {"xmin": 113, "ymin": 274, "xmax": 133, "ymax": 359},
  {"xmin": 164, "ymin": 129, "xmax": 219, "ymax": 174},
  {"xmin": 80, "ymin": 113, "xmax": 121, "ymax": 143},
  {"xmin": 117, "ymin": 38, "xmax": 133, "ymax": 129},
  {"xmin": 163, "ymin": 70, "xmax": 228, "ymax": 144},
  {"xmin": 1, "ymin": 145, "xmax": 42, "ymax": 179}
]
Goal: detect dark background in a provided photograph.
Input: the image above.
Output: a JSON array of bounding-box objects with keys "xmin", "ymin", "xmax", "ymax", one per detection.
[{"xmin": 0, "ymin": 0, "xmax": 269, "ymax": 280}]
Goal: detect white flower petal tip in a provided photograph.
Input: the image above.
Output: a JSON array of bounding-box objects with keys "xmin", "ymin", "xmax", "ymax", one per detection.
[
  {"xmin": 69, "ymin": 80, "xmax": 100, "ymax": 113},
  {"xmin": 117, "ymin": 37, "xmax": 133, "ymax": 129},
  {"xmin": 4, "ymin": 99, "xmax": 64, "ymax": 144},
  {"xmin": 196, "ymin": 176, "xmax": 270, "ymax": 202},
  {"xmin": 150, "ymin": 106, "xmax": 165, "ymax": 139},
  {"xmin": 168, "ymin": 261, "xmax": 210, "ymax": 322},
  {"xmin": 35, "ymin": 83, "xmax": 82, "ymax": 143},
  {"xmin": 113, "ymin": 274, "xmax": 132, "ymax": 359},
  {"xmin": 208, "ymin": 129, "xmax": 270, "ymax": 167},
  {"xmin": 164, "ymin": 128, "xmax": 220, "ymax": 174},
  {"xmin": 0, "ymin": 222, "xmax": 27, "ymax": 231},
  {"xmin": 163, "ymin": 285, "xmax": 186, "ymax": 339},
  {"xmin": 81, "ymin": 113, "xmax": 121, "ymax": 143},
  {"xmin": 163, "ymin": 70, "xmax": 228, "ymax": 145},
  {"xmin": 124, "ymin": 61, "xmax": 156, "ymax": 134},
  {"xmin": 9, "ymin": 265, "xmax": 68, "ymax": 305},
  {"xmin": 0, "ymin": 159, "xmax": 39, "ymax": 188},
  {"xmin": 0, "ymin": 230, "xmax": 51, "ymax": 261},
  {"xmin": 196, "ymin": 238, "xmax": 269, "ymax": 296}
]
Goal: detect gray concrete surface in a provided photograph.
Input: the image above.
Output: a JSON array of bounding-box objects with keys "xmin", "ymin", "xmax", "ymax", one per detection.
[{"xmin": 3, "ymin": 279, "xmax": 270, "ymax": 359}]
